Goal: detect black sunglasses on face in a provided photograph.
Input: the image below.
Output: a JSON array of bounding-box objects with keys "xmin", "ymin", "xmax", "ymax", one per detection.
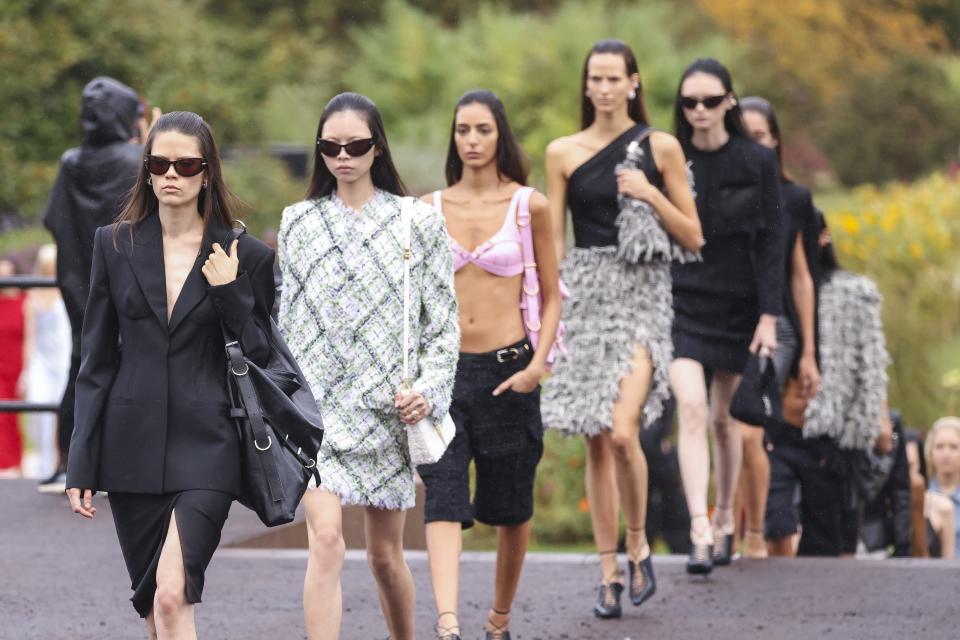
[
  {"xmin": 680, "ymin": 95, "xmax": 728, "ymax": 110},
  {"xmin": 316, "ymin": 137, "xmax": 377, "ymax": 158},
  {"xmin": 145, "ymin": 155, "xmax": 207, "ymax": 177}
]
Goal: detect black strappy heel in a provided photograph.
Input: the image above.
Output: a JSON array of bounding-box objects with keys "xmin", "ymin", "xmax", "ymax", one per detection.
[
  {"xmin": 711, "ymin": 505, "xmax": 735, "ymax": 566},
  {"xmin": 484, "ymin": 607, "xmax": 512, "ymax": 640},
  {"xmin": 435, "ymin": 610, "xmax": 461, "ymax": 640},
  {"xmin": 593, "ymin": 549, "xmax": 624, "ymax": 619},
  {"xmin": 626, "ymin": 527, "xmax": 657, "ymax": 607},
  {"xmin": 686, "ymin": 514, "xmax": 714, "ymax": 576}
]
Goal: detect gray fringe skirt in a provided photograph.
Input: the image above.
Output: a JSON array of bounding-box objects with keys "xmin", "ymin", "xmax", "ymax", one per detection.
[{"xmin": 542, "ymin": 247, "xmax": 673, "ymax": 436}]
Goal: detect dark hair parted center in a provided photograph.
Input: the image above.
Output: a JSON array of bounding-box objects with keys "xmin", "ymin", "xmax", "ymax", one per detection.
[
  {"xmin": 580, "ymin": 39, "xmax": 649, "ymax": 130},
  {"xmin": 673, "ymin": 57, "xmax": 748, "ymax": 149},
  {"xmin": 445, "ymin": 90, "xmax": 528, "ymax": 187},
  {"xmin": 113, "ymin": 111, "xmax": 237, "ymax": 248},
  {"xmin": 306, "ymin": 92, "xmax": 407, "ymax": 200}
]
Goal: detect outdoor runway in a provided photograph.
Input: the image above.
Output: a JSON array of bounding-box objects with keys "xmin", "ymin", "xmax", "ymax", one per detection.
[{"xmin": 1, "ymin": 480, "xmax": 955, "ymax": 640}]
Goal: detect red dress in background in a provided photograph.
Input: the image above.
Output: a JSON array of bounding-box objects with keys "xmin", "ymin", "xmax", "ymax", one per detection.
[{"xmin": 0, "ymin": 292, "xmax": 26, "ymax": 470}]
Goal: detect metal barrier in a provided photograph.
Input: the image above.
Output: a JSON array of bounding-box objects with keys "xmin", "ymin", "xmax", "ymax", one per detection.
[{"xmin": 0, "ymin": 275, "xmax": 62, "ymax": 414}]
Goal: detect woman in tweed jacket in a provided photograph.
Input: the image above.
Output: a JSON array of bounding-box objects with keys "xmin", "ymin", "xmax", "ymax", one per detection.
[{"xmin": 278, "ymin": 93, "xmax": 459, "ymax": 640}]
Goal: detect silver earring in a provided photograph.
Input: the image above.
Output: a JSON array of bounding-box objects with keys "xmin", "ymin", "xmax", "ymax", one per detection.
[
  {"xmin": 147, "ymin": 177, "xmax": 152, "ymax": 185},
  {"xmin": 730, "ymin": 97, "xmax": 738, "ymax": 106},
  {"xmin": 628, "ymin": 89, "xmax": 637, "ymax": 100},
  {"xmin": 203, "ymin": 181, "xmax": 208, "ymax": 189}
]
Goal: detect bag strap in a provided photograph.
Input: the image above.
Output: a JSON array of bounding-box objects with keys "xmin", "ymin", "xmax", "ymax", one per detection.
[
  {"xmin": 514, "ymin": 187, "xmax": 541, "ymax": 331},
  {"xmin": 225, "ymin": 342, "xmax": 284, "ymax": 504},
  {"xmin": 401, "ymin": 197, "xmax": 413, "ymax": 389},
  {"xmin": 432, "ymin": 190, "xmax": 443, "ymax": 213}
]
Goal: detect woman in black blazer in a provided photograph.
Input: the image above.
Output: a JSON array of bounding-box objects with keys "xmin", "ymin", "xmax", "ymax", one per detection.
[{"xmin": 65, "ymin": 111, "xmax": 275, "ymax": 638}]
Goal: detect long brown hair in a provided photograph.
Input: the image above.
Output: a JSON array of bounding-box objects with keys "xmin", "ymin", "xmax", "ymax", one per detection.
[
  {"xmin": 113, "ymin": 111, "xmax": 238, "ymax": 248},
  {"xmin": 580, "ymin": 39, "xmax": 649, "ymax": 130}
]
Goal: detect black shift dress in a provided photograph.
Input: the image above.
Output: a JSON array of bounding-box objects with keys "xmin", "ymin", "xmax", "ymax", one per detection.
[{"xmin": 671, "ymin": 135, "xmax": 785, "ymax": 373}]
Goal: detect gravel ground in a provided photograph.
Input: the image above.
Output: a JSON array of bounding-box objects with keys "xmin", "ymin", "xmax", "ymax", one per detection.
[{"xmin": 1, "ymin": 480, "xmax": 955, "ymax": 640}]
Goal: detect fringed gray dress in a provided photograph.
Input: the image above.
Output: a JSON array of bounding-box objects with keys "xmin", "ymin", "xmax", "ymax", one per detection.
[{"xmin": 543, "ymin": 125, "xmax": 699, "ymax": 436}]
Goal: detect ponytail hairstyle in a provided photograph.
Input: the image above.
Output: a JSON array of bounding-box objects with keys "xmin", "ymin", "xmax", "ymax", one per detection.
[
  {"xmin": 673, "ymin": 58, "xmax": 747, "ymax": 149},
  {"xmin": 580, "ymin": 39, "xmax": 649, "ymax": 130},
  {"xmin": 445, "ymin": 90, "xmax": 528, "ymax": 186},
  {"xmin": 114, "ymin": 111, "xmax": 236, "ymax": 248},
  {"xmin": 306, "ymin": 92, "xmax": 407, "ymax": 200}
]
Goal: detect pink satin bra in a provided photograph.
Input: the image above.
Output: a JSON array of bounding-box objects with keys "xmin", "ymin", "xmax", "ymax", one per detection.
[{"xmin": 433, "ymin": 190, "xmax": 524, "ymax": 277}]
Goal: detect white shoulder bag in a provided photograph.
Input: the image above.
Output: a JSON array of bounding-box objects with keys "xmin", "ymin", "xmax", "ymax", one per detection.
[{"xmin": 400, "ymin": 197, "xmax": 455, "ymax": 467}]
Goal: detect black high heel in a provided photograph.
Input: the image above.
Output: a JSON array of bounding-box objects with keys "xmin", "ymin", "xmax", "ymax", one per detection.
[
  {"xmin": 712, "ymin": 507, "xmax": 735, "ymax": 566},
  {"xmin": 686, "ymin": 514, "xmax": 714, "ymax": 576},
  {"xmin": 593, "ymin": 550, "xmax": 623, "ymax": 619},
  {"xmin": 435, "ymin": 610, "xmax": 461, "ymax": 640},
  {"xmin": 626, "ymin": 528, "xmax": 657, "ymax": 607},
  {"xmin": 484, "ymin": 608, "xmax": 511, "ymax": 640}
]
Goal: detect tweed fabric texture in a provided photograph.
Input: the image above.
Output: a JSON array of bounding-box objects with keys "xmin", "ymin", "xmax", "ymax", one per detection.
[
  {"xmin": 803, "ymin": 270, "xmax": 889, "ymax": 451},
  {"xmin": 542, "ymin": 248, "xmax": 673, "ymax": 436},
  {"xmin": 278, "ymin": 190, "xmax": 459, "ymax": 509}
]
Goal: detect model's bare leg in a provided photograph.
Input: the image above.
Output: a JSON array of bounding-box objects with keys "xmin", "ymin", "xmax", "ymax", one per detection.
[
  {"xmin": 586, "ymin": 435, "xmax": 620, "ymax": 584},
  {"xmin": 485, "ymin": 521, "xmax": 532, "ymax": 636},
  {"xmin": 425, "ymin": 521, "xmax": 462, "ymax": 638},
  {"xmin": 303, "ymin": 489, "xmax": 345, "ymax": 640},
  {"xmin": 739, "ymin": 423, "xmax": 770, "ymax": 557},
  {"xmin": 153, "ymin": 512, "xmax": 196, "ymax": 640},
  {"xmin": 364, "ymin": 506, "xmax": 415, "ymax": 640},
  {"xmin": 671, "ymin": 358, "xmax": 713, "ymax": 546}
]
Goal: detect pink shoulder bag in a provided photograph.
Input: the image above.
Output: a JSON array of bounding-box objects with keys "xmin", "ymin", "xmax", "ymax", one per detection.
[{"xmin": 515, "ymin": 186, "xmax": 568, "ymax": 368}]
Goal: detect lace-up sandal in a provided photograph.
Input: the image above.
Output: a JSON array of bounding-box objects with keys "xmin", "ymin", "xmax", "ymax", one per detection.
[
  {"xmin": 625, "ymin": 527, "xmax": 657, "ymax": 607},
  {"xmin": 593, "ymin": 550, "xmax": 624, "ymax": 619},
  {"xmin": 686, "ymin": 514, "xmax": 714, "ymax": 575},
  {"xmin": 711, "ymin": 506, "xmax": 735, "ymax": 566},
  {"xmin": 484, "ymin": 608, "xmax": 512, "ymax": 640},
  {"xmin": 435, "ymin": 611, "xmax": 461, "ymax": 640}
]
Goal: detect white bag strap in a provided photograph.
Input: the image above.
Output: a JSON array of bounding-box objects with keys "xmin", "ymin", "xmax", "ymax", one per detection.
[{"xmin": 401, "ymin": 196, "xmax": 413, "ymax": 389}]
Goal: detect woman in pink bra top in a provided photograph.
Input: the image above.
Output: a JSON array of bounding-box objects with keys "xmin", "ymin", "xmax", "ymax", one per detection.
[{"xmin": 417, "ymin": 90, "xmax": 561, "ymax": 640}]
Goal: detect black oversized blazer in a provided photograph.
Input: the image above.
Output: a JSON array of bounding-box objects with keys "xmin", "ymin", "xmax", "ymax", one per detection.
[{"xmin": 65, "ymin": 213, "xmax": 276, "ymax": 495}]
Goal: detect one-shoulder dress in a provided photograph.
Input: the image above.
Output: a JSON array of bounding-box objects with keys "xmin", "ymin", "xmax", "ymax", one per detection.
[{"xmin": 543, "ymin": 124, "xmax": 699, "ymax": 436}]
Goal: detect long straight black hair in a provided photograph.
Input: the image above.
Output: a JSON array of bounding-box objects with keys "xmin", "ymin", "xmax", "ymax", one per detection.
[
  {"xmin": 305, "ymin": 92, "xmax": 407, "ymax": 199},
  {"xmin": 114, "ymin": 111, "xmax": 237, "ymax": 248},
  {"xmin": 580, "ymin": 39, "xmax": 649, "ymax": 130},
  {"xmin": 445, "ymin": 90, "xmax": 528, "ymax": 187},
  {"xmin": 741, "ymin": 96, "xmax": 787, "ymax": 180},
  {"xmin": 673, "ymin": 58, "xmax": 747, "ymax": 149}
]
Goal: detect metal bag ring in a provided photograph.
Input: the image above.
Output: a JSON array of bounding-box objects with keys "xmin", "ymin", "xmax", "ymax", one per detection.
[
  {"xmin": 232, "ymin": 363, "xmax": 250, "ymax": 376},
  {"xmin": 304, "ymin": 458, "xmax": 317, "ymax": 469},
  {"xmin": 254, "ymin": 436, "xmax": 272, "ymax": 451}
]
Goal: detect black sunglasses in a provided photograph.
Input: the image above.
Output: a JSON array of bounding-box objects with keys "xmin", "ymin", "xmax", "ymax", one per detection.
[
  {"xmin": 316, "ymin": 137, "xmax": 377, "ymax": 158},
  {"xmin": 679, "ymin": 95, "xmax": 728, "ymax": 110},
  {"xmin": 145, "ymin": 155, "xmax": 207, "ymax": 177}
]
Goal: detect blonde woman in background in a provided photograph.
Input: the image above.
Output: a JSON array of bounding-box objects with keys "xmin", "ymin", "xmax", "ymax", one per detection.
[
  {"xmin": 17, "ymin": 245, "xmax": 71, "ymax": 479},
  {"xmin": 924, "ymin": 417, "xmax": 960, "ymax": 559}
]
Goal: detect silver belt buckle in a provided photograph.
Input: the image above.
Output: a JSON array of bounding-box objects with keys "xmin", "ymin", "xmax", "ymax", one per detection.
[{"xmin": 496, "ymin": 347, "xmax": 520, "ymax": 363}]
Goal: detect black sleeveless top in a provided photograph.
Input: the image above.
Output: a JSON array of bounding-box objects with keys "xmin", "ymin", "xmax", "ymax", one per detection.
[{"xmin": 567, "ymin": 124, "xmax": 665, "ymax": 248}]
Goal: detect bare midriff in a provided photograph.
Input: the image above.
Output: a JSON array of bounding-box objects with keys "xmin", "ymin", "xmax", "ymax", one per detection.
[{"xmin": 455, "ymin": 266, "xmax": 525, "ymax": 353}]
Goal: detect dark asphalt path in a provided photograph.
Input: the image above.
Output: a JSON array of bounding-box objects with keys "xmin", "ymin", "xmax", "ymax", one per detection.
[{"xmin": 1, "ymin": 480, "xmax": 955, "ymax": 640}]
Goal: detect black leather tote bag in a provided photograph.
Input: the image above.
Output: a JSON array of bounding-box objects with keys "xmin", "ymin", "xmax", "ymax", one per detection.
[{"xmin": 730, "ymin": 354, "xmax": 782, "ymax": 428}]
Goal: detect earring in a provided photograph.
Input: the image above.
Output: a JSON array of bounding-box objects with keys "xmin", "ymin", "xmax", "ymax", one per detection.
[
  {"xmin": 628, "ymin": 89, "xmax": 637, "ymax": 100},
  {"xmin": 147, "ymin": 177, "xmax": 152, "ymax": 185},
  {"xmin": 584, "ymin": 90, "xmax": 590, "ymax": 97},
  {"xmin": 202, "ymin": 181, "xmax": 208, "ymax": 189},
  {"xmin": 730, "ymin": 97, "xmax": 738, "ymax": 106}
]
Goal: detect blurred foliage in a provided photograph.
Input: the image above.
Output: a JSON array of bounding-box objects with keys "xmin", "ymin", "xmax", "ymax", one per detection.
[
  {"xmin": 826, "ymin": 172, "xmax": 960, "ymax": 427},
  {"xmin": 343, "ymin": 0, "xmax": 738, "ymax": 191},
  {"xmin": 222, "ymin": 153, "xmax": 305, "ymax": 237}
]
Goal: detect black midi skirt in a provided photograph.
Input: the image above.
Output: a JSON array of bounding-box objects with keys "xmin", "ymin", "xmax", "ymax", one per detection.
[{"xmin": 108, "ymin": 489, "xmax": 233, "ymax": 617}]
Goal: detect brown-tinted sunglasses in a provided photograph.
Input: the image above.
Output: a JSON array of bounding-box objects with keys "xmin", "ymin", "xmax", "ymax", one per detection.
[{"xmin": 145, "ymin": 155, "xmax": 207, "ymax": 177}]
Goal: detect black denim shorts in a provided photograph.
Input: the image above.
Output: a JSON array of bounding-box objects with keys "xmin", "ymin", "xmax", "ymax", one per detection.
[{"xmin": 418, "ymin": 339, "xmax": 544, "ymax": 528}]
